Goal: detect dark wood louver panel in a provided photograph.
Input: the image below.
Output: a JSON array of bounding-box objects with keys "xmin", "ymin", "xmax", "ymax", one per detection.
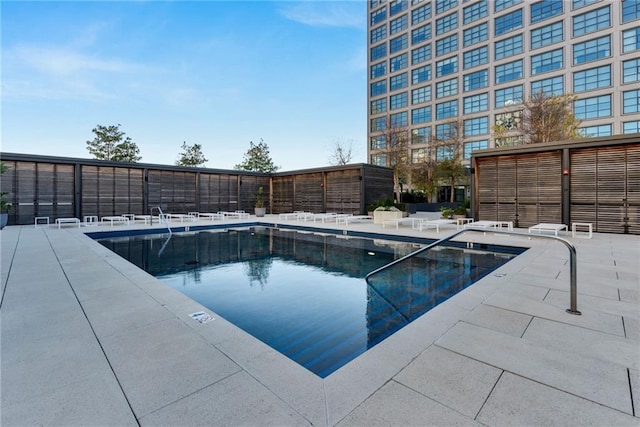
[
  {"xmin": 56, "ymin": 164, "xmax": 75, "ymax": 218},
  {"xmin": 597, "ymin": 148, "xmax": 630, "ymax": 233},
  {"xmin": 570, "ymin": 149, "xmax": 597, "ymax": 227},
  {"xmin": 477, "ymin": 157, "xmax": 497, "ymax": 220},
  {"xmin": 326, "ymin": 170, "xmax": 360, "ymax": 214},
  {"xmin": 497, "ymin": 156, "xmax": 517, "ymax": 223},
  {"xmin": 295, "ymin": 173, "xmax": 323, "ymax": 213},
  {"xmin": 272, "ymin": 176, "xmax": 294, "ymax": 213},
  {"xmin": 627, "ymin": 145, "xmax": 640, "ymax": 235},
  {"xmin": 536, "ymin": 152, "xmax": 562, "ymax": 224},
  {"xmin": 516, "ymin": 155, "xmax": 538, "ymax": 227}
]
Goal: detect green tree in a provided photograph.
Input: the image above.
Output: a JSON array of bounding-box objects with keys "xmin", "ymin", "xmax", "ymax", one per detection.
[
  {"xmin": 378, "ymin": 116, "xmax": 410, "ymax": 203},
  {"xmin": 234, "ymin": 139, "xmax": 280, "ymax": 173},
  {"xmin": 86, "ymin": 124, "xmax": 141, "ymax": 162},
  {"xmin": 410, "ymin": 143, "xmax": 438, "ymax": 203},
  {"xmin": 176, "ymin": 141, "xmax": 208, "ymax": 167}
]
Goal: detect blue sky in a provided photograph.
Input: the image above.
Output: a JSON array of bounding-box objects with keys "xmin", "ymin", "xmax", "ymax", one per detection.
[{"xmin": 1, "ymin": 0, "xmax": 367, "ymax": 170}]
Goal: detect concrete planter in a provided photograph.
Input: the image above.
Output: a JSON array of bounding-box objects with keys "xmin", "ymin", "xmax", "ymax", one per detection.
[
  {"xmin": 254, "ymin": 207, "xmax": 266, "ymax": 217},
  {"xmin": 0, "ymin": 213, "xmax": 7, "ymax": 229},
  {"xmin": 373, "ymin": 210, "xmax": 406, "ymax": 225}
]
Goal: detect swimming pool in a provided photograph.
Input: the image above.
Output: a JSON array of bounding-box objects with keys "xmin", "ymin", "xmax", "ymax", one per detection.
[{"xmin": 97, "ymin": 226, "xmax": 525, "ymax": 377}]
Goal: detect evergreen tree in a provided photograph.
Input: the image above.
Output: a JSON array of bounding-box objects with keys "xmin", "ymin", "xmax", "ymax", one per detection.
[
  {"xmin": 86, "ymin": 124, "xmax": 141, "ymax": 162},
  {"xmin": 234, "ymin": 139, "xmax": 280, "ymax": 173},
  {"xmin": 176, "ymin": 141, "xmax": 208, "ymax": 167}
]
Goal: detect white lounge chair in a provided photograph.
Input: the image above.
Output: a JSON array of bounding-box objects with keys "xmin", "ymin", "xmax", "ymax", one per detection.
[
  {"xmin": 338, "ymin": 215, "xmax": 373, "ymax": 225},
  {"xmin": 416, "ymin": 219, "xmax": 455, "ymax": 232},
  {"xmin": 528, "ymin": 223, "xmax": 567, "ymax": 236}
]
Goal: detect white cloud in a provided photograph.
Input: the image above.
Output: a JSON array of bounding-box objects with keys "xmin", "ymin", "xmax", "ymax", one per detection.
[{"xmin": 277, "ymin": 1, "xmax": 365, "ymax": 29}]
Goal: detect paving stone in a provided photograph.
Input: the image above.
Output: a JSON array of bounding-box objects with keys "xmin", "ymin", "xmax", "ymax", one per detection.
[
  {"xmin": 395, "ymin": 345, "xmax": 502, "ymax": 418},
  {"xmin": 463, "ymin": 303, "xmax": 532, "ymax": 337},
  {"xmin": 101, "ymin": 318, "xmax": 242, "ymax": 418},
  {"xmin": 139, "ymin": 371, "xmax": 310, "ymax": 426},
  {"xmin": 436, "ymin": 321, "xmax": 633, "ymax": 414},
  {"xmin": 336, "ymin": 380, "xmax": 480, "ymax": 426},
  {"xmin": 477, "ymin": 372, "xmax": 639, "ymax": 426},
  {"xmin": 522, "ymin": 317, "xmax": 640, "ymax": 370}
]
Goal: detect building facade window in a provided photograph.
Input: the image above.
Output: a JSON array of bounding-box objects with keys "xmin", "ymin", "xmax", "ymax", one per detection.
[
  {"xmin": 371, "ymin": 116, "xmax": 387, "ymax": 131},
  {"xmin": 495, "ymin": 110, "xmax": 523, "ymax": 130},
  {"xmin": 464, "ymin": 69, "xmax": 488, "ymax": 91},
  {"xmin": 531, "ymin": 75, "xmax": 564, "ymax": 95},
  {"xmin": 390, "ymin": 53, "xmax": 408, "ymax": 71},
  {"xmin": 412, "ymin": 85, "xmax": 432, "ymax": 104},
  {"xmin": 573, "ymin": 65, "xmax": 611, "ymax": 92},
  {"xmin": 371, "ymin": 80, "xmax": 387, "ymax": 97},
  {"xmin": 531, "ymin": 47, "xmax": 563, "ymax": 75},
  {"xmin": 390, "ymin": 14, "xmax": 408, "ymax": 34},
  {"xmin": 371, "ymin": 98, "xmax": 387, "ymax": 114},
  {"xmin": 530, "ymin": 21, "xmax": 563, "ymax": 50},
  {"xmin": 495, "ymin": 85, "xmax": 523, "ymax": 107},
  {"xmin": 495, "ymin": 9, "xmax": 523, "ymax": 36},
  {"xmin": 436, "ymin": 77, "xmax": 458, "ymax": 98},
  {"xmin": 436, "ymin": 0, "xmax": 458, "ymax": 15},
  {"xmin": 370, "ymin": 153, "xmax": 387, "ymax": 166},
  {"xmin": 495, "ymin": 34, "xmax": 523, "ymax": 59},
  {"xmin": 390, "ymin": 72, "xmax": 408, "ymax": 90},
  {"xmin": 390, "ymin": 34, "xmax": 408, "ymax": 53},
  {"xmin": 464, "ymin": 140, "xmax": 488, "ymax": 159},
  {"xmin": 412, "ymin": 24, "xmax": 432, "ymax": 45},
  {"xmin": 412, "ymin": 64, "xmax": 432, "ymax": 83},
  {"xmin": 371, "ymin": 7, "xmax": 387, "ymax": 26},
  {"xmin": 412, "ymin": 44, "xmax": 432, "ymax": 64},
  {"xmin": 572, "ymin": 0, "xmax": 598, "ymax": 10},
  {"xmin": 573, "ymin": 6, "xmax": 610, "ymax": 37},
  {"xmin": 390, "ymin": 92, "xmax": 408, "ymax": 109},
  {"xmin": 495, "ymin": 135, "xmax": 523, "ymax": 147},
  {"xmin": 436, "ymin": 12, "xmax": 458, "ymax": 35},
  {"xmin": 573, "ymin": 35, "xmax": 610, "ymax": 65},
  {"xmin": 495, "ymin": 0, "xmax": 522, "ymax": 12},
  {"xmin": 464, "ymin": 116, "xmax": 489, "ymax": 135},
  {"xmin": 412, "ymin": 106, "xmax": 432, "ymax": 123},
  {"xmin": 436, "ymin": 145, "xmax": 454, "ymax": 160},
  {"xmin": 390, "ymin": 111, "xmax": 409, "ymax": 127},
  {"xmin": 579, "ymin": 124, "xmax": 612, "ymax": 137},
  {"xmin": 436, "ymin": 34, "xmax": 458, "ymax": 56},
  {"xmin": 463, "ymin": 92, "xmax": 489, "ymax": 112},
  {"xmin": 412, "ymin": 148, "xmax": 427, "ymax": 163},
  {"xmin": 574, "ymin": 94, "xmax": 612, "ymax": 119},
  {"xmin": 530, "ymin": 0, "xmax": 563, "ymax": 24},
  {"xmin": 623, "ymin": 59, "xmax": 640, "ymax": 83},
  {"xmin": 463, "ymin": 0, "xmax": 487, "ymax": 24},
  {"xmin": 390, "ymin": 0, "xmax": 409, "ymax": 16},
  {"xmin": 622, "ymin": 0, "xmax": 640, "ymax": 23},
  {"xmin": 436, "ymin": 56, "xmax": 458, "ymax": 76},
  {"xmin": 495, "ymin": 59, "xmax": 523, "ymax": 83},
  {"xmin": 412, "ymin": 126, "xmax": 432, "ymax": 144},
  {"xmin": 463, "ymin": 22, "xmax": 489, "ymax": 47},
  {"xmin": 463, "ymin": 46, "xmax": 488, "ymax": 68},
  {"xmin": 623, "ymin": 121, "xmax": 640, "ymax": 134},
  {"xmin": 371, "ymin": 62, "xmax": 386, "ymax": 79},
  {"xmin": 371, "ymin": 43, "xmax": 387, "ymax": 61},
  {"xmin": 623, "ymin": 90, "xmax": 640, "ymax": 114},
  {"xmin": 436, "ymin": 99, "xmax": 458, "ymax": 119},
  {"xmin": 623, "ymin": 27, "xmax": 640, "ymax": 53},
  {"xmin": 371, "ymin": 25, "xmax": 387, "ymax": 43},
  {"xmin": 412, "ymin": 3, "xmax": 432, "ymax": 24},
  {"xmin": 370, "ymin": 135, "xmax": 386, "ymax": 150}
]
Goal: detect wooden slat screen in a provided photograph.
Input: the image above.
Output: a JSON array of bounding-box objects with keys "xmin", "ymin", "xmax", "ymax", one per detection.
[
  {"xmin": 272, "ymin": 176, "xmax": 294, "ymax": 213},
  {"xmin": 326, "ymin": 170, "xmax": 360, "ymax": 214},
  {"xmin": 627, "ymin": 145, "xmax": 640, "ymax": 234},
  {"xmin": 294, "ymin": 173, "xmax": 323, "ymax": 213},
  {"xmin": 477, "ymin": 157, "xmax": 497, "ymax": 220}
]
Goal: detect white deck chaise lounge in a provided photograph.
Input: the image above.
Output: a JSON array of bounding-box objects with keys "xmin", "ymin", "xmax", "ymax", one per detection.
[
  {"xmin": 55, "ymin": 217, "xmax": 81, "ymax": 228},
  {"xmin": 416, "ymin": 219, "xmax": 455, "ymax": 232},
  {"xmin": 338, "ymin": 215, "xmax": 373, "ymax": 225},
  {"xmin": 197, "ymin": 212, "xmax": 224, "ymax": 220},
  {"xmin": 528, "ymin": 223, "xmax": 568, "ymax": 236},
  {"xmin": 101, "ymin": 216, "xmax": 130, "ymax": 226},
  {"xmin": 382, "ymin": 217, "xmax": 416, "ymax": 229},
  {"xmin": 464, "ymin": 220, "xmax": 514, "ymax": 231}
]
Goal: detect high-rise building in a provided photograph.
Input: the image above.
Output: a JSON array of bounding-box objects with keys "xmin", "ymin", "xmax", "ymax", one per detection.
[{"xmin": 367, "ymin": 0, "xmax": 640, "ymax": 172}]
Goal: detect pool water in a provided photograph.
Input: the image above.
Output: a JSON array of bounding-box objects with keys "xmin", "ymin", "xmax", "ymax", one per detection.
[{"xmin": 98, "ymin": 226, "xmax": 523, "ymax": 377}]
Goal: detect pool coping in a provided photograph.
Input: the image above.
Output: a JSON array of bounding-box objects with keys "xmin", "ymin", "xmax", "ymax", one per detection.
[{"xmin": 2, "ymin": 216, "xmax": 638, "ymax": 426}]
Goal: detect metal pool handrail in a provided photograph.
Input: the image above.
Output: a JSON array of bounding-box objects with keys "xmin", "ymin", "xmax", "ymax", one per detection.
[
  {"xmin": 151, "ymin": 206, "xmax": 172, "ymax": 235},
  {"xmin": 365, "ymin": 227, "xmax": 581, "ymax": 316}
]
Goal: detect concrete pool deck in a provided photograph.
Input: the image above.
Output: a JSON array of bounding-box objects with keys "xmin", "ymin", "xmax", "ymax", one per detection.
[{"xmin": 1, "ymin": 215, "xmax": 639, "ymax": 426}]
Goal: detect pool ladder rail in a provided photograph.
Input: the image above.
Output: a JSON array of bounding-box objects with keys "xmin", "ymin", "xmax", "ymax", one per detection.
[
  {"xmin": 365, "ymin": 228, "xmax": 581, "ymax": 316},
  {"xmin": 151, "ymin": 206, "xmax": 172, "ymax": 235}
]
